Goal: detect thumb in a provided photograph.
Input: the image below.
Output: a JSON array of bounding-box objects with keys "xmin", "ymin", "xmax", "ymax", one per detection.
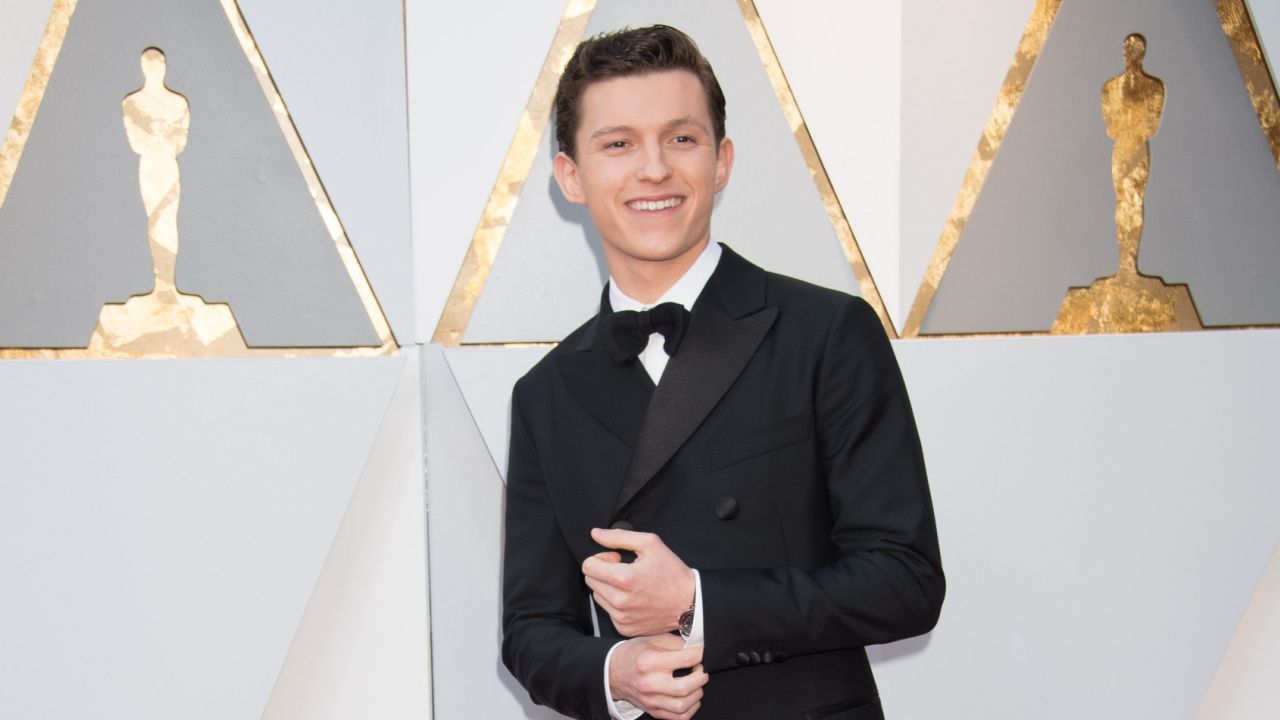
[{"xmin": 591, "ymin": 527, "xmax": 647, "ymax": 552}]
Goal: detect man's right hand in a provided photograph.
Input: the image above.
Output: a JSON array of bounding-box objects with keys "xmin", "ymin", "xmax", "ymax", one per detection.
[{"xmin": 609, "ymin": 634, "xmax": 707, "ymax": 720}]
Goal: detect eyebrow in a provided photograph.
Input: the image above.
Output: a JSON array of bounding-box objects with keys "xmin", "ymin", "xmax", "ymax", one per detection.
[
  {"xmin": 587, "ymin": 116, "xmax": 712, "ymax": 142},
  {"xmin": 666, "ymin": 116, "xmax": 712, "ymax": 135}
]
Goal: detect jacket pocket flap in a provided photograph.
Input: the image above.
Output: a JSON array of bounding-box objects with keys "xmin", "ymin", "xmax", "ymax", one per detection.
[
  {"xmin": 708, "ymin": 411, "xmax": 812, "ymax": 470},
  {"xmin": 803, "ymin": 693, "xmax": 882, "ymax": 720}
]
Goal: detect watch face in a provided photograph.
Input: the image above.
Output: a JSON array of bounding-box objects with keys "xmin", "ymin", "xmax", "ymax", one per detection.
[{"xmin": 679, "ymin": 609, "xmax": 695, "ymax": 637}]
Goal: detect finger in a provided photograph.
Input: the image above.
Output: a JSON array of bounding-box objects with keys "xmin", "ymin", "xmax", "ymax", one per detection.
[
  {"xmin": 661, "ymin": 644, "xmax": 704, "ymax": 670},
  {"xmin": 591, "ymin": 527, "xmax": 657, "ymax": 553},
  {"xmin": 669, "ymin": 666, "xmax": 708, "ymax": 695},
  {"xmin": 640, "ymin": 643, "xmax": 705, "ymax": 673},
  {"xmin": 676, "ymin": 699, "xmax": 702, "ymax": 720},
  {"xmin": 583, "ymin": 577, "xmax": 613, "ymax": 606},
  {"xmin": 678, "ymin": 700, "xmax": 702, "ymax": 720},
  {"xmin": 592, "ymin": 551, "xmax": 623, "ymax": 564},
  {"xmin": 649, "ymin": 688, "xmax": 703, "ymax": 719},
  {"xmin": 581, "ymin": 555, "xmax": 629, "ymax": 586},
  {"xmin": 589, "ymin": 589, "xmax": 623, "ymax": 619}
]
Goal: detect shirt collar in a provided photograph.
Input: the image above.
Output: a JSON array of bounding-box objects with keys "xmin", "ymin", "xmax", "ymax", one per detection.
[{"xmin": 609, "ymin": 241, "xmax": 722, "ymax": 313}]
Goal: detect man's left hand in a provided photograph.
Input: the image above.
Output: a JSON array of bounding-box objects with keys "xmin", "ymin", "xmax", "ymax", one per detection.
[{"xmin": 582, "ymin": 528, "xmax": 695, "ymax": 638}]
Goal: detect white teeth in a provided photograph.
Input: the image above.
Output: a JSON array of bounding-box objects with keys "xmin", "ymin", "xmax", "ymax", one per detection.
[{"xmin": 628, "ymin": 197, "xmax": 683, "ymax": 211}]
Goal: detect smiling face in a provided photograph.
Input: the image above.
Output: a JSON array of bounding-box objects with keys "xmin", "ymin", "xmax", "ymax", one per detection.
[{"xmin": 553, "ymin": 69, "xmax": 734, "ymax": 300}]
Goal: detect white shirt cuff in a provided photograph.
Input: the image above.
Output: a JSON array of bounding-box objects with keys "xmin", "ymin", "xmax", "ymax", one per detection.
[
  {"xmin": 603, "ymin": 640, "xmax": 645, "ymax": 720},
  {"xmin": 684, "ymin": 568, "xmax": 704, "ymax": 648}
]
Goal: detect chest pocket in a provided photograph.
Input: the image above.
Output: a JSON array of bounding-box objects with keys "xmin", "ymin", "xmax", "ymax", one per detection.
[{"xmin": 708, "ymin": 411, "xmax": 812, "ymax": 470}]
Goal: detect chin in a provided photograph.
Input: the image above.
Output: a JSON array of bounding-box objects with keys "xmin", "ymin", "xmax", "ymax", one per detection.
[{"xmin": 629, "ymin": 238, "xmax": 706, "ymax": 263}]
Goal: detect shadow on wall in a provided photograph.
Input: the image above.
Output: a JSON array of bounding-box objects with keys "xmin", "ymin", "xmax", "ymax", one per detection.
[
  {"xmin": 547, "ymin": 154, "xmax": 610, "ymax": 286},
  {"xmin": 867, "ymin": 630, "xmax": 934, "ymax": 665}
]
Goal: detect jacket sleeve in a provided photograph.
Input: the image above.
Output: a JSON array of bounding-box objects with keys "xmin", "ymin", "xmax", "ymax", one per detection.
[
  {"xmin": 698, "ymin": 297, "xmax": 945, "ymax": 672},
  {"xmin": 501, "ymin": 382, "xmax": 615, "ymax": 720}
]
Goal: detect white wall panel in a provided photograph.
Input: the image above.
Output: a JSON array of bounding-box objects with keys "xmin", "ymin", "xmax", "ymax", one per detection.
[
  {"xmin": 1249, "ymin": 0, "xmax": 1280, "ymax": 74},
  {"xmin": 423, "ymin": 345, "xmax": 563, "ymax": 719},
  {"xmin": 263, "ymin": 351, "xmax": 430, "ymax": 720},
  {"xmin": 0, "ymin": 0, "xmax": 47, "ymax": 138},
  {"xmin": 444, "ymin": 346, "xmax": 550, "ymax": 479},
  {"xmin": 0, "ymin": 357, "xmax": 405, "ymax": 719},
  {"xmin": 753, "ymin": 0, "xmax": 1040, "ymax": 329},
  {"xmin": 1197, "ymin": 541, "xmax": 1280, "ymax": 720},
  {"xmin": 875, "ymin": 330, "xmax": 1280, "ymax": 719},
  {"xmin": 408, "ymin": 0, "xmax": 569, "ymax": 342},
  {"xmin": 755, "ymin": 0, "xmax": 903, "ymax": 324},
  {"xmin": 900, "ymin": 0, "xmax": 1038, "ymax": 321}
]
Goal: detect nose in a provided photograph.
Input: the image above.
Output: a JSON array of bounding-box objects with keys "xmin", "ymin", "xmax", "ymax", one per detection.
[{"xmin": 635, "ymin": 144, "xmax": 672, "ymax": 183}]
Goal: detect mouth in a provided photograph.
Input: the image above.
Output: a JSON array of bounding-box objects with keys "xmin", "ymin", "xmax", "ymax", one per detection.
[{"xmin": 626, "ymin": 196, "xmax": 684, "ymax": 212}]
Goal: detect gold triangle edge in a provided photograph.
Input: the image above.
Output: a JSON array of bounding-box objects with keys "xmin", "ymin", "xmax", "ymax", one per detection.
[
  {"xmin": 0, "ymin": 0, "xmax": 397, "ymax": 359},
  {"xmin": 432, "ymin": 0, "xmax": 898, "ymax": 346},
  {"xmin": 0, "ymin": 0, "xmax": 74, "ymax": 209},
  {"xmin": 1217, "ymin": 0, "xmax": 1280, "ymax": 172},
  {"xmin": 220, "ymin": 0, "xmax": 396, "ymax": 356},
  {"xmin": 431, "ymin": 0, "xmax": 597, "ymax": 348},
  {"xmin": 738, "ymin": 0, "xmax": 895, "ymax": 339},
  {"xmin": 902, "ymin": 0, "xmax": 1280, "ymax": 339},
  {"xmin": 900, "ymin": 0, "xmax": 1061, "ymax": 339}
]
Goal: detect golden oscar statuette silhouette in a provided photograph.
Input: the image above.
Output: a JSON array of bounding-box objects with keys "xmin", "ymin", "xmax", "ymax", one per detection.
[
  {"xmin": 1052, "ymin": 34, "xmax": 1201, "ymax": 335},
  {"xmin": 87, "ymin": 47, "xmax": 247, "ymax": 356}
]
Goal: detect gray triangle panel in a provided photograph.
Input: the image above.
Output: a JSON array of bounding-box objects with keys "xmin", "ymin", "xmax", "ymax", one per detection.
[
  {"xmin": 0, "ymin": 0, "xmax": 378, "ymax": 348},
  {"xmin": 923, "ymin": 0, "xmax": 1280, "ymax": 333}
]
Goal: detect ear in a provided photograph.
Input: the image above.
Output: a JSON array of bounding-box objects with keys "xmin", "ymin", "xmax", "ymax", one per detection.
[
  {"xmin": 713, "ymin": 137, "xmax": 735, "ymax": 192},
  {"xmin": 553, "ymin": 151, "xmax": 587, "ymax": 205}
]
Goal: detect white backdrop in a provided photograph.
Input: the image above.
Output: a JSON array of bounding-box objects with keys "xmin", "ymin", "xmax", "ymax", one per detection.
[{"xmin": 1, "ymin": 1, "xmax": 1277, "ymax": 718}]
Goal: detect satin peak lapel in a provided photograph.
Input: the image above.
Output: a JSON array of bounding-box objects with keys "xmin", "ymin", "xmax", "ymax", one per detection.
[{"xmin": 613, "ymin": 247, "xmax": 777, "ymax": 515}]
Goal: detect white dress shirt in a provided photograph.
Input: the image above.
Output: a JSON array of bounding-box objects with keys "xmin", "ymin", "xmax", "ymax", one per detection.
[{"xmin": 601, "ymin": 241, "xmax": 720, "ymax": 719}]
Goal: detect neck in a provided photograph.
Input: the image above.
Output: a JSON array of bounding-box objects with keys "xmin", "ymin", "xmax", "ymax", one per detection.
[{"xmin": 607, "ymin": 239, "xmax": 709, "ymax": 304}]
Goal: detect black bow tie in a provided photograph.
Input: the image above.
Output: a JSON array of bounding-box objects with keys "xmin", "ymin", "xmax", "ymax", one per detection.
[{"xmin": 602, "ymin": 302, "xmax": 691, "ymax": 364}]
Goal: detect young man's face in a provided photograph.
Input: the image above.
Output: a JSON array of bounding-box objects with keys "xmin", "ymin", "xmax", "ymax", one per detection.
[{"xmin": 554, "ymin": 69, "xmax": 734, "ymax": 279}]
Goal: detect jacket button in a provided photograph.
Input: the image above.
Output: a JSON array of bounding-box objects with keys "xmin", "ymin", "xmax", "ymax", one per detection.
[
  {"xmin": 749, "ymin": 650, "xmax": 761, "ymax": 665},
  {"xmin": 762, "ymin": 651, "xmax": 775, "ymax": 664},
  {"xmin": 610, "ymin": 520, "xmax": 634, "ymax": 531},
  {"xmin": 714, "ymin": 497, "xmax": 739, "ymax": 520},
  {"xmin": 735, "ymin": 652, "xmax": 751, "ymax": 666}
]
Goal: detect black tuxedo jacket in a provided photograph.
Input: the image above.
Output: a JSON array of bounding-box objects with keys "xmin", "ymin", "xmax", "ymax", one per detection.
[{"xmin": 502, "ymin": 245, "xmax": 944, "ymax": 720}]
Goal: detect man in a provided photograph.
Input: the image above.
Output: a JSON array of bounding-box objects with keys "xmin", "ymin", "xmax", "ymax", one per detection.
[{"xmin": 502, "ymin": 25, "xmax": 943, "ymax": 720}]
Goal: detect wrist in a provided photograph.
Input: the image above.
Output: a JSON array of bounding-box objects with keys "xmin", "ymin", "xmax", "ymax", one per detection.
[{"xmin": 677, "ymin": 573, "xmax": 696, "ymax": 639}]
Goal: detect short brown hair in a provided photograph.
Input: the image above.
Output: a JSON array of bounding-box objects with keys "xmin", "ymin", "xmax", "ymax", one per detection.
[{"xmin": 554, "ymin": 24, "xmax": 727, "ymax": 159}]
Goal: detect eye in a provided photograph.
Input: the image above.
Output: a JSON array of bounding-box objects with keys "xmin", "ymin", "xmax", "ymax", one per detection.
[
  {"xmin": 672, "ymin": 135, "xmax": 695, "ymax": 144},
  {"xmin": 604, "ymin": 139, "xmax": 630, "ymax": 150}
]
